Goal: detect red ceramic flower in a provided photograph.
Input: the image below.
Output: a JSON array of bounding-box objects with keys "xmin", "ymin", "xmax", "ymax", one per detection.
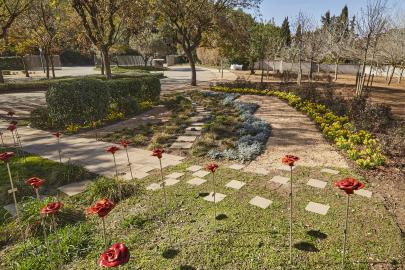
[
  {"xmin": 52, "ymin": 132, "xmax": 62, "ymax": 138},
  {"xmin": 152, "ymin": 148, "xmax": 164, "ymax": 159},
  {"xmin": 106, "ymin": 146, "xmax": 120, "ymax": 154},
  {"xmin": 26, "ymin": 177, "xmax": 45, "ymax": 189},
  {"xmin": 119, "ymin": 140, "xmax": 129, "ymax": 148},
  {"xmin": 7, "ymin": 110, "xmax": 15, "ymax": 116},
  {"xmin": 335, "ymin": 177, "xmax": 365, "ymax": 195},
  {"xmin": 99, "ymin": 243, "xmax": 130, "ymax": 268},
  {"xmin": 206, "ymin": 163, "xmax": 219, "ymax": 173},
  {"xmin": 0, "ymin": 152, "xmax": 15, "ymax": 162},
  {"xmin": 87, "ymin": 198, "xmax": 115, "ymax": 218},
  {"xmin": 40, "ymin": 202, "xmax": 63, "ymax": 215},
  {"xmin": 282, "ymin": 155, "xmax": 299, "ymax": 166},
  {"xmin": 7, "ymin": 124, "xmax": 16, "ymax": 132}
]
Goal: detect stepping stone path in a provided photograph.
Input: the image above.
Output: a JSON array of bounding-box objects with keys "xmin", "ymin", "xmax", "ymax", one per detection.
[
  {"xmin": 3, "ymin": 204, "xmax": 17, "ymax": 217},
  {"xmin": 307, "ymin": 179, "xmax": 327, "ymax": 189},
  {"xmin": 193, "ymin": 170, "xmax": 210, "ymax": 178},
  {"xmin": 176, "ymin": 136, "xmax": 197, "ymax": 142},
  {"xmin": 187, "ymin": 177, "xmax": 207, "ymax": 186},
  {"xmin": 203, "ymin": 192, "xmax": 226, "ymax": 203},
  {"xmin": 170, "ymin": 142, "xmax": 193, "ymax": 149},
  {"xmin": 166, "ymin": 172, "xmax": 184, "ymax": 179},
  {"xmin": 271, "ymin": 175, "xmax": 289, "ymax": 185},
  {"xmin": 225, "ymin": 180, "xmax": 246, "ymax": 190},
  {"xmin": 163, "ymin": 178, "xmax": 180, "ymax": 186},
  {"xmin": 321, "ymin": 168, "xmax": 339, "ymax": 175},
  {"xmin": 185, "ymin": 126, "xmax": 202, "ymax": 131},
  {"xmin": 58, "ymin": 180, "xmax": 93, "ymax": 196},
  {"xmin": 186, "ymin": 165, "xmax": 203, "ymax": 172},
  {"xmin": 249, "ymin": 196, "xmax": 272, "ymax": 209},
  {"xmin": 228, "ymin": 164, "xmax": 245, "ymax": 170},
  {"xmin": 252, "ymin": 167, "xmax": 269, "ymax": 175},
  {"xmin": 277, "ymin": 165, "xmax": 296, "ymax": 171},
  {"xmin": 354, "ymin": 189, "xmax": 373, "ymax": 198},
  {"xmin": 305, "ymin": 202, "xmax": 330, "ymax": 215},
  {"xmin": 146, "ymin": 183, "xmax": 162, "ymax": 191}
]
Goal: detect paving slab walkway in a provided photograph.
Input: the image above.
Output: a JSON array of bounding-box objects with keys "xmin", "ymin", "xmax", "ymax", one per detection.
[
  {"xmin": 0, "ymin": 120, "xmax": 184, "ymax": 180},
  {"xmin": 237, "ymin": 95, "xmax": 349, "ymax": 172}
]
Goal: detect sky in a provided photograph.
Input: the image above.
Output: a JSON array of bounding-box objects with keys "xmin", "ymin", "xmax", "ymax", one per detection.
[{"xmin": 256, "ymin": 0, "xmax": 405, "ymax": 26}]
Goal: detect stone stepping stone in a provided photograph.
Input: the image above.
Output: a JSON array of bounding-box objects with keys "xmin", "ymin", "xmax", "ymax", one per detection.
[
  {"xmin": 58, "ymin": 180, "xmax": 92, "ymax": 196},
  {"xmin": 3, "ymin": 203, "xmax": 17, "ymax": 217},
  {"xmin": 163, "ymin": 178, "xmax": 180, "ymax": 186},
  {"xmin": 305, "ymin": 202, "xmax": 330, "ymax": 215},
  {"xmin": 354, "ymin": 189, "xmax": 372, "ymax": 198},
  {"xmin": 186, "ymin": 165, "xmax": 203, "ymax": 172},
  {"xmin": 307, "ymin": 179, "xmax": 327, "ymax": 189},
  {"xmin": 191, "ymin": 122, "xmax": 204, "ymax": 126},
  {"xmin": 228, "ymin": 164, "xmax": 245, "ymax": 170},
  {"xmin": 187, "ymin": 177, "xmax": 207, "ymax": 186},
  {"xmin": 166, "ymin": 172, "xmax": 184, "ymax": 179},
  {"xmin": 270, "ymin": 175, "xmax": 289, "ymax": 185},
  {"xmin": 193, "ymin": 170, "xmax": 210, "ymax": 178},
  {"xmin": 277, "ymin": 165, "xmax": 296, "ymax": 171},
  {"xmin": 190, "ymin": 116, "xmax": 205, "ymax": 122},
  {"xmin": 176, "ymin": 136, "xmax": 197, "ymax": 142},
  {"xmin": 184, "ymin": 130, "xmax": 202, "ymax": 136},
  {"xmin": 186, "ymin": 126, "xmax": 202, "ymax": 131},
  {"xmin": 249, "ymin": 196, "xmax": 272, "ymax": 209},
  {"xmin": 225, "ymin": 180, "xmax": 246, "ymax": 190},
  {"xmin": 321, "ymin": 168, "xmax": 339, "ymax": 175},
  {"xmin": 203, "ymin": 192, "xmax": 226, "ymax": 203},
  {"xmin": 132, "ymin": 171, "xmax": 150, "ymax": 179},
  {"xmin": 146, "ymin": 183, "xmax": 161, "ymax": 191},
  {"xmin": 253, "ymin": 168, "xmax": 269, "ymax": 175},
  {"xmin": 170, "ymin": 142, "xmax": 193, "ymax": 149}
]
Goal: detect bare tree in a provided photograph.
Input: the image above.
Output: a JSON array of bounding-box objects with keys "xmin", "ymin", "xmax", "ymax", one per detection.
[
  {"xmin": 356, "ymin": 0, "xmax": 388, "ymax": 96},
  {"xmin": 292, "ymin": 12, "xmax": 312, "ymax": 85},
  {"xmin": 302, "ymin": 27, "xmax": 325, "ymax": 81}
]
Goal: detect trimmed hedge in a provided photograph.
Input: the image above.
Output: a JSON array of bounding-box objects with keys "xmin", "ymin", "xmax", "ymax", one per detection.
[
  {"xmin": 44, "ymin": 75, "xmax": 161, "ymax": 127},
  {"xmin": 0, "ymin": 56, "xmax": 24, "ymax": 70}
]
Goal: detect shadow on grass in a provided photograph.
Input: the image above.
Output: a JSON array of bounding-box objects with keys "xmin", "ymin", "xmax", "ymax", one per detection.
[
  {"xmin": 198, "ymin": 192, "xmax": 209, "ymax": 197},
  {"xmin": 162, "ymin": 248, "xmax": 179, "ymax": 259},
  {"xmin": 180, "ymin": 266, "xmax": 196, "ymax": 270},
  {"xmin": 215, "ymin": 214, "xmax": 228, "ymax": 220},
  {"xmin": 307, "ymin": 230, "xmax": 328, "ymax": 240},
  {"xmin": 294, "ymin": 241, "xmax": 319, "ymax": 252}
]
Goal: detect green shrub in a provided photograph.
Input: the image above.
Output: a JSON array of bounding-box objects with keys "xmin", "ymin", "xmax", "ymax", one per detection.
[
  {"xmin": 107, "ymin": 76, "xmax": 161, "ymax": 103},
  {"xmin": 114, "ymin": 96, "xmax": 139, "ymax": 115},
  {"xmin": 46, "ymin": 78, "xmax": 110, "ymax": 127},
  {"xmin": 0, "ymin": 56, "xmax": 24, "ymax": 70},
  {"xmin": 85, "ymin": 177, "xmax": 140, "ymax": 204},
  {"xmin": 132, "ymin": 134, "xmax": 147, "ymax": 146},
  {"xmin": 30, "ymin": 107, "xmax": 53, "ymax": 129}
]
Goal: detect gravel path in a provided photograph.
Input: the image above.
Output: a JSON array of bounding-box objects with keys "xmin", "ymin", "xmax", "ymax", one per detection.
[{"xmin": 238, "ymin": 95, "xmax": 349, "ymax": 171}]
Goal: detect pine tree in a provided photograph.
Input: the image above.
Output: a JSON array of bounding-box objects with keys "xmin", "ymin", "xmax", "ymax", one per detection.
[
  {"xmin": 340, "ymin": 5, "xmax": 349, "ymax": 34},
  {"xmin": 295, "ymin": 23, "xmax": 302, "ymax": 43},
  {"xmin": 321, "ymin": 10, "xmax": 331, "ymax": 27},
  {"xmin": 281, "ymin": 17, "xmax": 291, "ymax": 47}
]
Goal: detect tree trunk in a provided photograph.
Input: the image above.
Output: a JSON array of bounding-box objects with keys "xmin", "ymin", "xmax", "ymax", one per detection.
[
  {"xmin": 100, "ymin": 52, "xmax": 105, "ymax": 75},
  {"xmin": 261, "ymin": 60, "xmax": 264, "ymax": 83},
  {"xmin": 102, "ymin": 48, "xmax": 112, "ymax": 80},
  {"xmin": 250, "ymin": 59, "xmax": 255, "ymax": 74},
  {"xmin": 385, "ymin": 66, "xmax": 390, "ymax": 81},
  {"xmin": 188, "ymin": 53, "xmax": 197, "ymax": 86},
  {"xmin": 388, "ymin": 65, "xmax": 396, "ymax": 85},
  {"xmin": 0, "ymin": 70, "xmax": 4, "ymax": 83},
  {"xmin": 144, "ymin": 56, "xmax": 148, "ymax": 67},
  {"xmin": 44, "ymin": 49, "xmax": 50, "ymax": 79},
  {"xmin": 309, "ymin": 58, "xmax": 313, "ymax": 82},
  {"xmin": 22, "ymin": 57, "xmax": 29, "ymax": 77},
  {"xmin": 50, "ymin": 55, "xmax": 56, "ymax": 78},
  {"xmin": 398, "ymin": 68, "xmax": 404, "ymax": 84},
  {"xmin": 297, "ymin": 54, "xmax": 302, "ymax": 86},
  {"xmin": 334, "ymin": 59, "xmax": 339, "ymax": 81}
]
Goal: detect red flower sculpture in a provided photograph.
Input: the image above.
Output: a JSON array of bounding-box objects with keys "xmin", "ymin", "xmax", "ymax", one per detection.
[
  {"xmin": 7, "ymin": 110, "xmax": 15, "ymax": 116},
  {"xmin": 0, "ymin": 152, "xmax": 15, "ymax": 162},
  {"xmin": 119, "ymin": 140, "xmax": 129, "ymax": 148},
  {"xmin": 152, "ymin": 148, "xmax": 164, "ymax": 159},
  {"xmin": 40, "ymin": 202, "xmax": 63, "ymax": 215},
  {"xmin": 87, "ymin": 198, "xmax": 115, "ymax": 218},
  {"xmin": 99, "ymin": 243, "xmax": 130, "ymax": 268},
  {"xmin": 26, "ymin": 177, "xmax": 45, "ymax": 189},
  {"xmin": 7, "ymin": 124, "xmax": 16, "ymax": 132},
  {"xmin": 53, "ymin": 132, "xmax": 62, "ymax": 138},
  {"xmin": 335, "ymin": 177, "xmax": 365, "ymax": 195},
  {"xmin": 282, "ymin": 155, "xmax": 300, "ymax": 166},
  {"xmin": 206, "ymin": 163, "xmax": 219, "ymax": 173},
  {"xmin": 106, "ymin": 146, "xmax": 120, "ymax": 154}
]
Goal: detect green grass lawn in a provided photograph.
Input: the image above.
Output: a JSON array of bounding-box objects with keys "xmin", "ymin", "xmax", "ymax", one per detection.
[{"xmin": 2, "ymin": 155, "xmax": 403, "ymax": 270}]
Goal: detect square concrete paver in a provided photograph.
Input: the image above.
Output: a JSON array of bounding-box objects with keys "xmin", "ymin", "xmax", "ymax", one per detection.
[
  {"xmin": 163, "ymin": 178, "xmax": 180, "ymax": 186},
  {"xmin": 187, "ymin": 177, "xmax": 207, "ymax": 186},
  {"xmin": 170, "ymin": 142, "xmax": 193, "ymax": 149},
  {"xmin": 321, "ymin": 168, "xmax": 339, "ymax": 175},
  {"xmin": 354, "ymin": 189, "xmax": 372, "ymax": 198},
  {"xmin": 193, "ymin": 170, "xmax": 210, "ymax": 178},
  {"xmin": 184, "ymin": 130, "xmax": 202, "ymax": 136},
  {"xmin": 271, "ymin": 175, "xmax": 289, "ymax": 185},
  {"xmin": 3, "ymin": 203, "xmax": 17, "ymax": 217},
  {"xmin": 253, "ymin": 168, "xmax": 269, "ymax": 175},
  {"xmin": 277, "ymin": 165, "xmax": 296, "ymax": 171},
  {"xmin": 203, "ymin": 192, "xmax": 226, "ymax": 203},
  {"xmin": 228, "ymin": 164, "xmax": 245, "ymax": 170},
  {"xmin": 186, "ymin": 126, "xmax": 202, "ymax": 131},
  {"xmin": 186, "ymin": 165, "xmax": 203, "ymax": 172},
  {"xmin": 146, "ymin": 183, "xmax": 161, "ymax": 191},
  {"xmin": 191, "ymin": 122, "xmax": 205, "ymax": 126},
  {"xmin": 249, "ymin": 196, "xmax": 272, "ymax": 209},
  {"xmin": 58, "ymin": 180, "xmax": 92, "ymax": 196},
  {"xmin": 132, "ymin": 171, "xmax": 150, "ymax": 179},
  {"xmin": 307, "ymin": 179, "xmax": 327, "ymax": 189},
  {"xmin": 225, "ymin": 180, "xmax": 246, "ymax": 190},
  {"xmin": 177, "ymin": 136, "xmax": 197, "ymax": 142},
  {"xmin": 305, "ymin": 202, "xmax": 330, "ymax": 215},
  {"xmin": 166, "ymin": 172, "xmax": 184, "ymax": 179},
  {"xmin": 190, "ymin": 116, "xmax": 205, "ymax": 122}
]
